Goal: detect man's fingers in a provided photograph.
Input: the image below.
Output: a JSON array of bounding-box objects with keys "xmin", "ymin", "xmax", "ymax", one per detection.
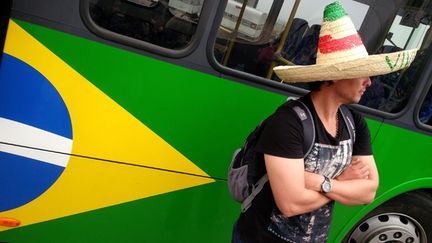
[
  {"xmin": 361, "ymin": 169, "xmax": 370, "ymax": 179},
  {"xmin": 351, "ymin": 158, "xmax": 360, "ymax": 165}
]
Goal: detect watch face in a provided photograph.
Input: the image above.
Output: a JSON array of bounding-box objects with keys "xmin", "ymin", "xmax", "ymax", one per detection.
[{"xmin": 323, "ymin": 182, "xmax": 331, "ymax": 193}]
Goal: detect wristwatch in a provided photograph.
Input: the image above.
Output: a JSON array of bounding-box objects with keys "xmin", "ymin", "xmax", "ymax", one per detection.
[{"xmin": 321, "ymin": 176, "xmax": 331, "ymax": 193}]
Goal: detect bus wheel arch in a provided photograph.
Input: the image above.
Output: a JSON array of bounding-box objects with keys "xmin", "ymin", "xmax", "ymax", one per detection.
[{"xmin": 342, "ymin": 190, "xmax": 432, "ymax": 243}]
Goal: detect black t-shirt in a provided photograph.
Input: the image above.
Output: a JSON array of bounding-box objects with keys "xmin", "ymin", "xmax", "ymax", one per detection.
[{"xmin": 237, "ymin": 94, "xmax": 372, "ymax": 243}]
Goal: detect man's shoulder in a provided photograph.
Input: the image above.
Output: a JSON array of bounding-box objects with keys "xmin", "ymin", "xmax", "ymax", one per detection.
[
  {"xmin": 270, "ymin": 100, "xmax": 308, "ymax": 126},
  {"xmin": 343, "ymin": 106, "xmax": 366, "ymax": 125}
]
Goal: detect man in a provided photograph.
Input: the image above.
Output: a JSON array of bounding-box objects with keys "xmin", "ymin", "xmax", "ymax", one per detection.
[{"xmin": 232, "ymin": 1, "xmax": 417, "ymax": 242}]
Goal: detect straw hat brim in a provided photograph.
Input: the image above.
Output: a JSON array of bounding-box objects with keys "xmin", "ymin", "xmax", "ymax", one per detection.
[{"xmin": 273, "ymin": 49, "xmax": 418, "ymax": 83}]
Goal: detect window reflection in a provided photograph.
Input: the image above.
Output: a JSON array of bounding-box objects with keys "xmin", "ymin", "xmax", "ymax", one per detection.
[
  {"xmin": 359, "ymin": 2, "xmax": 432, "ymax": 113},
  {"xmin": 89, "ymin": 0, "xmax": 204, "ymax": 49},
  {"xmin": 214, "ymin": 0, "xmax": 431, "ymax": 113}
]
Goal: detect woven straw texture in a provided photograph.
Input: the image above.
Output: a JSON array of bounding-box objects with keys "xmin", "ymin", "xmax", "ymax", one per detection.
[
  {"xmin": 273, "ymin": 1, "xmax": 418, "ymax": 83},
  {"xmin": 274, "ymin": 49, "xmax": 418, "ymax": 83}
]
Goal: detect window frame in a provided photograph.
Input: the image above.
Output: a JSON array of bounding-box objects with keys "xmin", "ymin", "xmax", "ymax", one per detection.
[
  {"xmin": 79, "ymin": 0, "xmax": 210, "ymax": 58},
  {"xmin": 207, "ymin": 0, "xmax": 309, "ymax": 96},
  {"xmin": 414, "ymin": 74, "xmax": 432, "ymax": 132}
]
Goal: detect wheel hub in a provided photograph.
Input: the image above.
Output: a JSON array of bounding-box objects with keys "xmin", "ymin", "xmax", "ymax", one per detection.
[{"xmin": 348, "ymin": 213, "xmax": 427, "ymax": 243}]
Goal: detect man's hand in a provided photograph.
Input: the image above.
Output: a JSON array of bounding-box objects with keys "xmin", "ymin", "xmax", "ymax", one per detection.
[
  {"xmin": 336, "ymin": 157, "xmax": 370, "ymax": 181},
  {"xmin": 305, "ymin": 156, "xmax": 379, "ymax": 205}
]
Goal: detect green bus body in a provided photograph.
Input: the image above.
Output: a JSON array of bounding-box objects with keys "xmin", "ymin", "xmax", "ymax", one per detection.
[{"xmin": 1, "ymin": 0, "xmax": 432, "ymax": 242}]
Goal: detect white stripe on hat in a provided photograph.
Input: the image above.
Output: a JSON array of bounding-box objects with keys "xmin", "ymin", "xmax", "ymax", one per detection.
[
  {"xmin": 320, "ymin": 16, "xmax": 358, "ymax": 40},
  {"xmin": 317, "ymin": 45, "xmax": 368, "ymax": 64}
]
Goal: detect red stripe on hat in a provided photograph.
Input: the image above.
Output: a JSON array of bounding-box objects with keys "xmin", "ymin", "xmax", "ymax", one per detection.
[{"xmin": 318, "ymin": 34, "xmax": 363, "ymax": 54}]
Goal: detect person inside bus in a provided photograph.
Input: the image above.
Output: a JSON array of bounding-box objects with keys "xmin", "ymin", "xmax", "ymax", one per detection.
[{"xmin": 232, "ymin": 2, "xmax": 417, "ymax": 243}]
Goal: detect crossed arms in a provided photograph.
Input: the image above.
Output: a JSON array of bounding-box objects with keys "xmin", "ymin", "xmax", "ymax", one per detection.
[{"xmin": 265, "ymin": 154, "xmax": 379, "ymax": 217}]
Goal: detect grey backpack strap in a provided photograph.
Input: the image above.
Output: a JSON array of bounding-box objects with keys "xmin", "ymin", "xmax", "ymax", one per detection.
[
  {"xmin": 339, "ymin": 105, "xmax": 356, "ymax": 143},
  {"xmin": 289, "ymin": 100, "xmax": 315, "ymax": 157},
  {"xmin": 240, "ymin": 99, "xmax": 315, "ymax": 213},
  {"xmin": 241, "ymin": 174, "xmax": 268, "ymax": 212}
]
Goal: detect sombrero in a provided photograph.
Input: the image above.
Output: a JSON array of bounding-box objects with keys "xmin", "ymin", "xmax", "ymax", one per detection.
[{"xmin": 273, "ymin": 1, "xmax": 418, "ymax": 83}]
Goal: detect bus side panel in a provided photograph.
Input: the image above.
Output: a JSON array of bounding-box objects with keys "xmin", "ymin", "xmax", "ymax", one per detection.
[{"xmin": 0, "ymin": 19, "xmax": 287, "ymax": 242}]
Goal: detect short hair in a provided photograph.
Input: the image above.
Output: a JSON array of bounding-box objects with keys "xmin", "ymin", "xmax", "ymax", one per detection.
[{"xmin": 308, "ymin": 80, "xmax": 333, "ymax": 91}]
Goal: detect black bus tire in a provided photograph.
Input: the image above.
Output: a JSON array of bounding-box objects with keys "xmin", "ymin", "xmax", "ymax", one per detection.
[{"xmin": 342, "ymin": 191, "xmax": 432, "ymax": 243}]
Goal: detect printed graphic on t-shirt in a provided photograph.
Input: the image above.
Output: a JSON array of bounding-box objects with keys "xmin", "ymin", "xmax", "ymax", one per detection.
[
  {"xmin": 267, "ymin": 139, "xmax": 352, "ymax": 242},
  {"xmin": 305, "ymin": 139, "xmax": 352, "ymax": 178},
  {"xmin": 267, "ymin": 204, "xmax": 332, "ymax": 243}
]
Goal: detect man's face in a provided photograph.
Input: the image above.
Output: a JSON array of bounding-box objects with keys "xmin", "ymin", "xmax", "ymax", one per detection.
[{"xmin": 334, "ymin": 77, "xmax": 372, "ymax": 104}]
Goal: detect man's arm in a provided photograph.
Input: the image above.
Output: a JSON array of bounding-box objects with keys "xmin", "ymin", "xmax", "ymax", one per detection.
[
  {"xmin": 336, "ymin": 157, "xmax": 371, "ymax": 181},
  {"xmin": 265, "ymin": 154, "xmax": 331, "ymax": 217},
  {"xmin": 305, "ymin": 155, "xmax": 379, "ymax": 205}
]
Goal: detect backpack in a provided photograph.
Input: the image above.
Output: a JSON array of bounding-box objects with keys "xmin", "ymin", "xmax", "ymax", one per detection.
[{"xmin": 227, "ymin": 99, "xmax": 355, "ymax": 213}]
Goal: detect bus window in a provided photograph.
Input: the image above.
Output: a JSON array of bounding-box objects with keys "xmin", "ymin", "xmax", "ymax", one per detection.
[
  {"xmin": 213, "ymin": 0, "xmax": 431, "ymax": 114},
  {"xmin": 88, "ymin": 0, "xmax": 204, "ymax": 49},
  {"xmin": 213, "ymin": 0, "xmax": 276, "ymax": 75},
  {"xmin": 359, "ymin": 1, "xmax": 432, "ymax": 113},
  {"xmin": 420, "ymin": 87, "xmax": 432, "ymax": 126},
  {"xmin": 213, "ymin": 0, "xmax": 369, "ymax": 85}
]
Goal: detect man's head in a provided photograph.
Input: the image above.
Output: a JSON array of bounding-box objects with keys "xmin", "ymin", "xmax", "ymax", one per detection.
[
  {"xmin": 310, "ymin": 77, "xmax": 372, "ymax": 104},
  {"xmin": 332, "ymin": 77, "xmax": 372, "ymax": 104}
]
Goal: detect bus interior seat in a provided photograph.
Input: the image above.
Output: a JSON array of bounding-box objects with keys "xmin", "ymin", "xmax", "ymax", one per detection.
[
  {"xmin": 281, "ymin": 18, "xmax": 309, "ymax": 60},
  {"xmin": 164, "ymin": 16, "xmax": 196, "ymax": 48},
  {"xmin": 90, "ymin": 0, "xmax": 118, "ymax": 28},
  {"xmin": 292, "ymin": 24, "xmax": 321, "ymax": 65},
  {"xmin": 272, "ymin": 23, "xmax": 318, "ymax": 88}
]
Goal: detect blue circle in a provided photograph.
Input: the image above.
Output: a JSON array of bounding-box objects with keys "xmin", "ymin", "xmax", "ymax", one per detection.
[{"xmin": 0, "ymin": 53, "xmax": 73, "ymax": 212}]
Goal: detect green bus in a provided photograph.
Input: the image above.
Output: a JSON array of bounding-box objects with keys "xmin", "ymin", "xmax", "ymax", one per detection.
[{"xmin": 1, "ymin": 0, "xmax": 432, "ymax": 242}]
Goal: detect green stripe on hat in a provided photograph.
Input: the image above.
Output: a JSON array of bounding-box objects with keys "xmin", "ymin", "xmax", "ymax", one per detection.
[{"xmin": 323, "ymin": 1, "xmax": 348, "ymax": 22}]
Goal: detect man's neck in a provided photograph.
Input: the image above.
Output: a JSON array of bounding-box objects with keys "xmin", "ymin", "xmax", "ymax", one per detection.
[{"xmin": 310, "ymin": 90, "xmax": 341, "ymax": 122}]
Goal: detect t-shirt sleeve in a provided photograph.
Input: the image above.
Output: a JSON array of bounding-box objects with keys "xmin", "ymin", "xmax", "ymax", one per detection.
[
  {"xmin": 255, "ymin": 109, "xmax": 304, "ymax": 159},
  {"xmin": 352, "ymin": 110, "xmax": 373, "ymax": 156}
]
